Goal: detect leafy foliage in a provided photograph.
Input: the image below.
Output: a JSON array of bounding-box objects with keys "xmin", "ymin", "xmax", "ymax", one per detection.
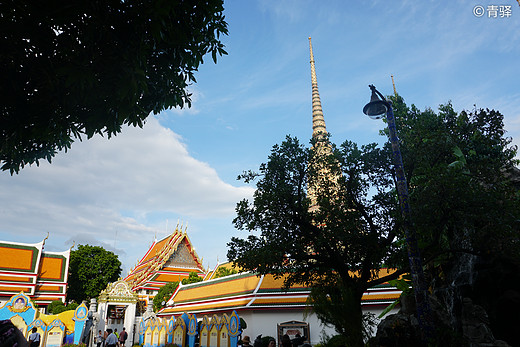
[
  {"xmin": 153, "ymin": 272, "xmax": 203, "ymax": 311},
  {"xmin": 181, "ymin": 271, "xmax": 203, "ymax": 285},
  {"xmin": 67, "ymin": 244, "xmax": 122, "ymax": 303},
  {"xmin": 228, "ymin": 136, "xmax": 406, "ymax": 346},
  {"xmin": 153, "ymin": 281, "xmax": 179, "ymax": 312},
  {"xmin": 389, "ymin": 96, "xmax": 520, "ymax": 269},
  {"xmin": 47, "ymin": 300, "xmax": 78, "ymax": 314},
  {"xmin": 0, "ymin": 0, "xmax": 228, "ymax": 173},
  {"xmin": 213, "ymin": 266, "xmax": 238, "ymax": 279}
]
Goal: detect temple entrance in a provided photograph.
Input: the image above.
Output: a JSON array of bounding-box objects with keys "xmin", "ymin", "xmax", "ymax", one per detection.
[{"xmin": 97, "ymin": 280, "xmax": 138, "ymax": 346}]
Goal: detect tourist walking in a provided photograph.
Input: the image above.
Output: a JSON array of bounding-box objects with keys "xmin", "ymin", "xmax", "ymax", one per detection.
[
  {"xmin": 105, "ymin": 329, "xmax": 119, "ymax": 347},
  {"xmin": 28, "ymin": 327, "xmax": 40, "ymax": 347},
  {"xmin": 119, "ymin": 327, "xmax": 128, "ymax": 347},
  {"xmin": 96, "ymin": 330, "xmax": 104, "ymax": 347}
]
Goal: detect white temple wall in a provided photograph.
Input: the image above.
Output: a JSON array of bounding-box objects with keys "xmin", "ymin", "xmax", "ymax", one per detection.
[
  {"xmin": 238, "ymin": 309, "xmax": 333, "ymax": 345},
  {"xmin": 238, "ymin": 305, "xmax": 398, "ymax": 345}
]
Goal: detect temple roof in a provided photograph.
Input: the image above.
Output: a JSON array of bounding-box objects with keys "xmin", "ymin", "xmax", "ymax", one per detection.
[
  {"xmin": 0, "ymin": 238, "xmax": 70, "ymax": 304},
  {"xmin": 157, "ymin": 268, "xmax": 401, "ymax": 316},
  {"xmin": 125, "ymin": 225, "xmax": 205, "ymax": 290}
]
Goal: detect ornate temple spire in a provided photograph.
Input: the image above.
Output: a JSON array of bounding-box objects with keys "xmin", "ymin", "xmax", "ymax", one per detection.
[
  {"xmin": 309, "ymin": 37, "xmax": 328, "ymax": 142},
  {"xmin": 307, "ymin": 38, "xmax": 338, "ymax": 213}
]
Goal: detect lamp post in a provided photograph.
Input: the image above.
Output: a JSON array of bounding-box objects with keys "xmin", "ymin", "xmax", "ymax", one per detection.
[{"xmin": 363, "ymin": 84, "xmax": 434, "ymax": 341}]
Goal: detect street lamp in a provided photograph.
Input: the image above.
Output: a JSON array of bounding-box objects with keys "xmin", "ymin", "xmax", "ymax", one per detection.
[{"xmin": 363, "ymin": 84, "xmax": 434, "ymax": 341}]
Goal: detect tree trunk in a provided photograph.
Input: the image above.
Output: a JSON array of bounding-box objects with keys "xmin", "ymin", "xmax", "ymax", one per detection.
[{"xmin": 341, "ymin": 288, "xmax": 364, "ymax": 347}]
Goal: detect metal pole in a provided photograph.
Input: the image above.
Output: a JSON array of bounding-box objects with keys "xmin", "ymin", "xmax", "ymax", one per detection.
[{"xmin": 385, "ymin": 104, "xmax": 434, "ymax": 341}]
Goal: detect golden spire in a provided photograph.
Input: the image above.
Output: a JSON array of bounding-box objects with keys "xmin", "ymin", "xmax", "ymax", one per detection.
[
  {"xmin": 391, "ymin": 75, "xmax": 397, "ymax": 96},
  {"xmin": 308, "ymin": 37, "xmax": 328, "ymax": 143},
  {"xmin": 307, "ymin": 38, "xmax": 339, "ymax": 213}
]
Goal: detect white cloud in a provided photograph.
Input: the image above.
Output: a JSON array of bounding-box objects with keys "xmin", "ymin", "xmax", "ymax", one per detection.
[{"xmin": 0, "ymin": 117, "xmax": 254, "ymax": 271}]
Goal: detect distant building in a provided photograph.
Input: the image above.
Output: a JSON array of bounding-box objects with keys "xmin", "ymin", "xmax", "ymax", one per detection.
[
  {"xmin": 0, "ymin": 237, "xmax": 70, "ymax": 309},
  {"xmin": 124, "ymin": 225, "xmax": 206, "ymax": 311}
]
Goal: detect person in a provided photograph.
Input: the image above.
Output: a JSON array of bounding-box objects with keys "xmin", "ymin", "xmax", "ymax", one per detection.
[
  {"xmin": 28, "ymin": 327, "xmax": 40, "ymax": 347},
  {"xmin": 118, "ymin": 327, "xmax": 128, "ymax": 347},
  {"xmin": 242, "ymin": 336, "xmax": 252, "ymax": 347},
  {"xmin": 291, "ymin": 333, "xmax": 306, "ymax": 347},
  {"xmin": 114, "ymin": 329, "xmax": 119, "ymax": 339},
  {"xmin": 268, "ymin": 338, "xmax": 276, "ymax": 347},
  {"xmin": 104, "ymin": 329, "xmax": 109, "ymax": 347},
  {"xmin": 0, "ymin": 320, "xmax": 29, "ymax": 347},
  {"xmin": 105, "ymin": 329, "xmax": 119, "ymax": 347},
  {"xmin": 96, "ymin": 330, "xmax": 104, "ymax": 347},
  {"xmin": 253, "ymin": 335, "xmax": 262, "ymax": 347},
  {"xmin": 281, "ymin": 335, "xmax": 291, "ymax": 347}
]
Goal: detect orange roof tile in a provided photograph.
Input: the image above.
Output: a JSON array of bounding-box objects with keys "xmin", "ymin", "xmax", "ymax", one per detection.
[
  {"xmin": 0, "ymin": 243, "xmax": 41, "ymax": 272},
  {"xmin": 39, "ymin": 254, "xmax": 67, "ymax": 281},
  {"xmin": 0, "ymin": 285, "xmax": 34, "ymax": 292},
  {"xmin": 173, "ymin": 274, "xmax": 260, "ymax": 304},
  {"xmin": 161, "ymin": 298, "xmax": 252, "ymax": 315},
  {"xmin": 0, "ymin": 275, "xmax": 33, "ymax": 283}
]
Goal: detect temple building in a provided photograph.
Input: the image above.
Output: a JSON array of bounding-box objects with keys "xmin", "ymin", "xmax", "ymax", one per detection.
[
  {"xmin": 124, "ymin": 225, "xmax": 205, "ymax": 310},
  {"xmin": 0, "ymin": 236, "xmax": 70, "ymax": 309},
  {"xmin": 156, "ymin": 263, "xmax": 400, "ymax": 343}
]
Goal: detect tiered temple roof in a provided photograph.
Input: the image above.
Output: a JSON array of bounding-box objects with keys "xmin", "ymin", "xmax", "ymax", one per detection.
[
  {"xmin": 124, "ymin": 225, "xmax": 205, "ymax": 294},
  {"xmin": 0, "ymin": 238, "xmax": 70, "ymax": 305},
  {"xmin": 157, "ymin": 265, "xmax": 401, "ymax": 316}
]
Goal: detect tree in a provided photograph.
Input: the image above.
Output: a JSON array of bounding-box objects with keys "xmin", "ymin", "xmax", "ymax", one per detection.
[
  {"xmin": 153, "ymin": 271, "xmax": 203, "ymax": 311},
  {"xmin": 0, "ymin": 0, "xmax": 228, "ymax": 174},
  {"xmin": 47, "ymin": 300, "xmax": 78, "ymax": 314},
  {"xmin": 67, "ymin": 244, "xmax": 122, "ymax": 303},
  {"xmin": 153, "ymin": 281, "xmax": 179, "ymax": 312},
  {"xmin": 390, "ymin": 97, "xmax": 520, "ymax": 264},
  {"xmin": 213, "ymin": 266, "xmax": 238, "ymax": 279},
  {"xmin": 389, "ymin": 96, "xmax": 520, "ymax": 342},
  {"xmin": 181, "ymin": 271, "xmax": 204, "ymax": 285},
  {"xmin": 228, "ymin": 136, "xmax": 406, "ymax": 347}
]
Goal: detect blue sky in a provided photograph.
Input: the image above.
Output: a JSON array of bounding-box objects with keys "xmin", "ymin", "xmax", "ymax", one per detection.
[{"xmin": 1, "ymin": 1, "xmax": 519, "ymax": 275}]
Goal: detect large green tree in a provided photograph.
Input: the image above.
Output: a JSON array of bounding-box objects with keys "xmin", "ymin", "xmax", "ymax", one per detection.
[
  {"xmin": 390, "ymin": 97, "xmax": 520, "ymax": 264},
  {"xmin": 390, "ymin": 96, "xmax": 520, "ymax": 343},
  {"xmin": 228, "ymin": 136, "xmax": 406, "ymax": 347},
  {"xmin": 67, "ymin": 244, "xmax": 122, "ymax": 303},
  {"xmin": 0, "ymin": 0, "xmax": 228, "ymax": 173}
]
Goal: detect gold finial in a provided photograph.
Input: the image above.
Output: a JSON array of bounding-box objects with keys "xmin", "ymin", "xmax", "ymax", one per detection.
[
  {"xmin": 43, "ymin": 232, "xmax": 49, "ymax": 246},
  {"xmin": 70, "ymin": 241, "xmax": 76, "ymax": 250},
  {"xmin": 391, "ymin": 75, "xmax": 397, "ymax": 96}
]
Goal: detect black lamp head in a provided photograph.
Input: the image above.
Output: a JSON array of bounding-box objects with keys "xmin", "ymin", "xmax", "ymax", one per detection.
[{"xmin": 363, "ymin": 85, "xmax": 388, "ymax": 119}]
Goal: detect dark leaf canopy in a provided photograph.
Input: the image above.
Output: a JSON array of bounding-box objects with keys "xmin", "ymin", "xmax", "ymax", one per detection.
[
  {"xmin": 228, "ymin": 136, "xmax": 404, "ymax": 291},
  {"xmin": 0, "ymin": 0, "xmax": 228, "ymax": 173}
]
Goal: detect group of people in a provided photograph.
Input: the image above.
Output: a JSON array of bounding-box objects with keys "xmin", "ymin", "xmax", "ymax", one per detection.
[
  {"xmin": 243, "ymin": 333, "xmax": 308, "ymax": 347},
  {"xmin": 96, "ymin": 327, "xmax": 128, "ymax": 347}
]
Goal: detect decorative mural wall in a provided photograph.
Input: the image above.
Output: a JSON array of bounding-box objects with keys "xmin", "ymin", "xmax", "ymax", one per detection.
[
  {"xmin": 0, "ymin": 292, "xmax": 90, "ymax": 347},
  {"xmin": 138, "ymin": 311, "xmax": 241, "ymax": 347}
]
